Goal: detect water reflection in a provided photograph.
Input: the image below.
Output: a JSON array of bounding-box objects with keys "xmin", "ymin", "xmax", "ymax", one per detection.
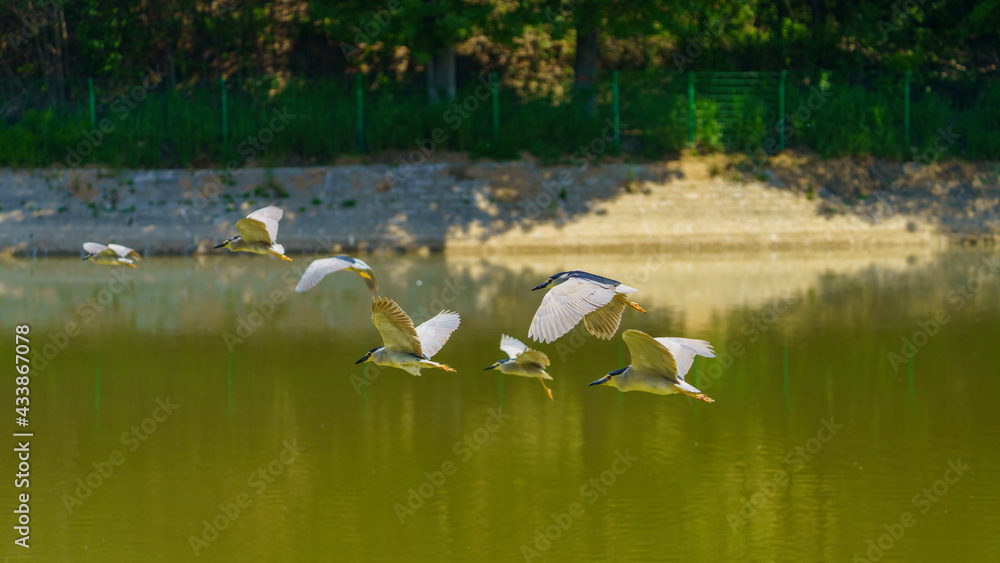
[{"xmin": 1, "ymin": 249, "xmax": 998, "ymax": 561}]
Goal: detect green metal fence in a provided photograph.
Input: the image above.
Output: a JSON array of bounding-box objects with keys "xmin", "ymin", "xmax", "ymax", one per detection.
[{"xmin": 0, "ymin": 70, "xmax": 997, "ymax": 169}]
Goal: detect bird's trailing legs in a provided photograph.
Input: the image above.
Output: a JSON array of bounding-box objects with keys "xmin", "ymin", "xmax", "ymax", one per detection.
[
  {"xmin": 539, "ymin": 378, "xmax": 554, "ymax": 400},
  {"xmin": 615, "ymin": 294, "xmax": 646, "ymax": 313},
  {"xmin": 680, "ymin": 389, "xmax": 715, "ymax": 403}
]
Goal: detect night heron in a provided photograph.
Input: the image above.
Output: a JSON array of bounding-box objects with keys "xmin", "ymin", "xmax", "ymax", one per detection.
[
  {"xmin": 484, "ymin": 334, "xmax": 554, "ymax": 399},
  {"xmin": 295, "ymin": 255, "xmax": 377, "ymax": 293},
  {"xmin": 82, "ymin": 243, "xmax": 141, "ymax": 267},
  {"xmin": 355, "ymin": 297, "xmax": 461, "ymax": 375},
  {"xmin": 214, "ymin": 205, "xmax": 292, "ymax": 260},
  {"xmin": 528, "ymin": 270, "xmax": 645, "ymax": 344},
  {"xmin": 588, "ymin": 329, "xmax": 716, "ymax": 402}
]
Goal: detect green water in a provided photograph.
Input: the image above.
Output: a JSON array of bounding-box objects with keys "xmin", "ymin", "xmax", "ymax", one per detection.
[{"xmin": 2, "ymin": 250, "xmax": 998, "ymax": 561}]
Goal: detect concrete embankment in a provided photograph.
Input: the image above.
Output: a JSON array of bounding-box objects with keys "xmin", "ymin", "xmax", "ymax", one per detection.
[{"xmin": 0, "ymin": 154, "xmax": 996, "ymax": 256}]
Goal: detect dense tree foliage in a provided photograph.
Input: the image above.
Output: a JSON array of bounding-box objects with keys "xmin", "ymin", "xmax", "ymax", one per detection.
[{"xmin": 2, "ymin": 0, "xmax": 996, "ymax": 95}]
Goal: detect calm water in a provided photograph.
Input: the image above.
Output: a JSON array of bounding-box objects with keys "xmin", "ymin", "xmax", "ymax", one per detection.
[{"xmin": 2, "ymin": 249, "xmax": 999, "ymax": 562}]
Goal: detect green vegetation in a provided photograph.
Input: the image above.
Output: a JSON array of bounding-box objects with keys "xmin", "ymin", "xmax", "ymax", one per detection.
[{"xmin": 1, "ymin": 1, "xmax": 998, "ymax": 167}]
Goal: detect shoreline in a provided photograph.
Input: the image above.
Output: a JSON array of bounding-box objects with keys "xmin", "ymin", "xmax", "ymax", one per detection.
[{"xmin": 1, "ymin": 154, "xmax": 996, "ymax": 256}]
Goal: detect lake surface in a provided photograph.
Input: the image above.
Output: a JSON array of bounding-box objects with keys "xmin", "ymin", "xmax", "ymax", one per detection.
[{"xmin": 2, "ymin": 249, "xmax": 998, "ymax": 561}]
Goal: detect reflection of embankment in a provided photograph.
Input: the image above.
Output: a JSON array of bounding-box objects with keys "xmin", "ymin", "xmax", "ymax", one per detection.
[{"xmin": 3, "ymin": 248, "xmax": 944, "ymax": 336}]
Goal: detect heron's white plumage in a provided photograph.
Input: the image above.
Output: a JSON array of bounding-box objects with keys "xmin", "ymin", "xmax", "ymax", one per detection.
[
  {"xmin": 415, "ymin": 310, "xmax": 461, "ymax": 359},
  {"xmin": 295, "ymin": 256, "xmax": 377, "ymax": 293},
  {"xmin": 236, "ymin": 205, "xmax": 283, "ymax": 244},
  {"xmin": 654, "ymin": 337, "xmax": 715, "ymax": 380},
  {"xmin": 499, "ymin": 334, "xmax": 529, "ymax": 359},
  {"xmin": 106, "ymin": 243, "xmax": 140, "ymax": 260},
  {"xmin": 83, "ymin": 242, "xmax": 108, "ymax": 254},
  {"xmin": 623, "ymin": 330, "xmax": 680, "ymax": 382},
  {"xmin": 529, "ymin": 277, "xmax": 618, "ymax": 343},
  {"xmin": 371, "ymin": 297, "xmax": 422, "ymax": 356}
]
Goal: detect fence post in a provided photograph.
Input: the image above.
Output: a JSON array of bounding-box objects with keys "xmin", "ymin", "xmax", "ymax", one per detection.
[
  {"xmin": 88, "ymin": 77, "xmax": 96, "ymax": 128},
  {"xmin": 612, "ymin": 70, "xmax": 620, "ymax": 146},
  {"xmin": 220, "ymin": 77, "xmax": 229, "ymax": 143},
  {"xmin": 688, "ymin": 72, "xmax": 695, "ymax": 148},
  {"xmin": 904, "ymin": 69, "xmax": 911, "ymax": 151},
  {"xmin": 491, "ymin": 72, "xmax": 499, "ymax": 140},
  {"xmin": 779, "ymin": 70, "xmax": 787, "ymax": 151},
  {"xmin": 356, "ymin": 74, "xmax": 365, "ymax": 153}
]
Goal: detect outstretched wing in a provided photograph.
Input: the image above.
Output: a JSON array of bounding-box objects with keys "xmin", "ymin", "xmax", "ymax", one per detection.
[
  {"xmin": 107, "ymin": 244, "xmax": 141, "ymax": 260},
  {"xmin": 345, "ymin": 257, "xmax": 379, "ymax": 292},
  {"xmin": 415, "ymin": 311, "xmax": 461, "ymax": 359},
  {"xmin": 295, "ymin": 256, "xmax": 354, "ymax": 293},
  {"xmin": 237, "ymin": 205, "xmax": 283, "ymax": 244},
  {"xmin": 622, "ymin": 329, "xmax": 679, "ymax": 383},
  {"xmin": 529, "ymin": 277, "xmax": 617, "ymax": 343},
  {"xmin": 582, "ymin": 297, "xmax": 627, "ymax": 340},
  {"xmin": 499, "ymin": 334, "xmax": 528, "ymax": 359},
  {"xmin": 83, "ymin": 242, "xmax": 107, "ymax": 255},
  {"xmin": 655, "ymin": 337, "xmax": 715, "ymax": 381},
  {"xmin": 514, "ymin": 348, "xmax": 550, "ymax": 369},
  {"xmin": 371, "ymin": 297, "xmax": 421, "ymax": 356}
]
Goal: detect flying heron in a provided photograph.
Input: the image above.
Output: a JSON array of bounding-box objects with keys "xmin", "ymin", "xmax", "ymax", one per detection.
[
  {"xmin": 82, "ymin": 243, "xmax": 141, "ymax": 267},
  {"xmin": 295, "ymin": 255, "xmax": 378, "ymax": 293},
  {"xmin": 588, "ymin": 329, "xmax": 716, "ymax": 402},
  {"xmin": 528, "ymin": 270, "xmax": 645, "ymax": 344},
  {"xmin": 355, "ymin": 297, "xmax": 461, "ymax": 375},
  {"xmin": 214, "ymin": 205, "xmax": 292, "ymax": 261},
  {"xmin": 484, "ymin": 334, "xmax": 554, "ymax": 399}
]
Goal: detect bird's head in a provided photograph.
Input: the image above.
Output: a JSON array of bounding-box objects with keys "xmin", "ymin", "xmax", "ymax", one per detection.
[
  {"xmin": 81, "ymin": 253, "xmax": 93, "ymax": 261},
  {"xmin": 483, "ymin": 358, "xmax": 511, "ymax": 371},
  {"xmin": 588, "ymin": 366, "xmax": 630, "ymax": 389},
  {"xmin": 355, "ymin": 347, "xmax": 382, "ymax": 364},
  {"xmin": 213, "ymin": 236, "xmax": 240, "ymax": 249},
  {"xmin": 532, "ymin": 272, "xmax": 570, "ymax": 291}
]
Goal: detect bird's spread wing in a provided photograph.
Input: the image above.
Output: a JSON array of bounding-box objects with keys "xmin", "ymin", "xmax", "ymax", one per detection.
[
  {"xmin": 237, "ymin": 205, "xmax": 283, "ymax": 244},
  {"xmin": 515, "ymin": 348, "xmax": 550, "ymax": 368},
  {"xmin": 349, "ymin": 258, "xmax": 379, "ymax": 292},
  {"xmin": 615, "ymin": 283, "xmax": 638, "ymax": 294},
  {"xmin": 582, "ymin": 297, "xmax": 627, "ymax": 340},
  {"xmin": 529, "ymin": 277, "xmax": 617, "ymax": 343},
  {"xmin": 83, "ymin": 242, "xmax": 107, "ymax": 255},
  {"xmin": 622, "ymin": 329, "xmax": 679, "ymax": 383},
  {"xmin": 655, "ymin": 337, "xmax": 715, "ymax": 381},
  {"xmin": 107, "ymin": 244, "xmax": 140, "ymax": 260},
  {"xmin": 371, "ymin": 297, "xmax": 421, "ymax": 356},
  {"xmin": 415, "ymin": 310, "xmax": 461, "ymax": 359},
  {"xmin": 499, "ymin": 334, "xmax": 528, "ymax": 359},
  {"xmin": 295, "ymin": 256, "xmax": 353, "ymax": 293}
]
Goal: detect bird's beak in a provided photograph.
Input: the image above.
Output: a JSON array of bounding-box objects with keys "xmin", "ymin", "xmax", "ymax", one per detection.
[
  {"xmin": 355, "ymin": 354, "xmax": 369, "ymax": 364},
  {"xmin": 213, "ymin": 242, "xmax": 226, "ymax": 249},
  {"xmin": 531, "ymin": 280, "xmax": 550, "ymax": 291},
  {"xmin": 588, "ymin": 375, "xmax": 611, "ymax": 386},
  {"xmin": 483, "ymin": 363, "xmax": 499, "ymax": 371}
]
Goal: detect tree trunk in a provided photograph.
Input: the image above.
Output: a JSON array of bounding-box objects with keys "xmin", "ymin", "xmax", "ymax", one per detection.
[
  {"xmin": 573, "ymin": 23, "xmax": 598, "ymax": 117},
  {"xmin": 427, "ymin": 46, "xmax": 456, "ymax": 103}
]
